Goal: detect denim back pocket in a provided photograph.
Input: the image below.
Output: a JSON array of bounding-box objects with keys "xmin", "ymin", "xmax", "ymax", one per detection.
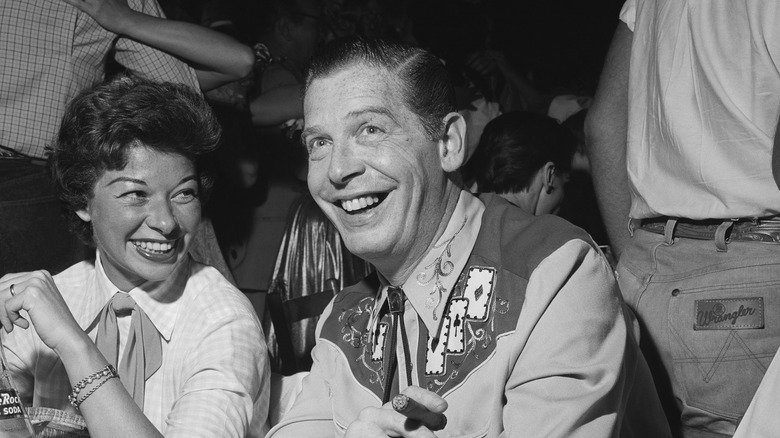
[{"xmin": 667, "ymin": 271, "xmax": 780, "ymax": 430}]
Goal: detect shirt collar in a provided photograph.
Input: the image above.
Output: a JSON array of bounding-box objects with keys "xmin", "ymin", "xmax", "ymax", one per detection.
[
  {"xmin": 78, "ymin": 252, "xmax": 189, "ymax": 342},
  {"xmin": 371, "ymin": 191, "xmax": 485, "ymax": 332}
]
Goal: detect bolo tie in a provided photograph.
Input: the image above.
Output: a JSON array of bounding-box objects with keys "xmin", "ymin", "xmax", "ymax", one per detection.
[{"xmin": 382, "ymin": 286, "xmax": 413, "ymax": 404}]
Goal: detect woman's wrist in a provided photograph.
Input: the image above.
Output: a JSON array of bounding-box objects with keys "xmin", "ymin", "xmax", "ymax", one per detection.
[{"xmin": 53, "ymin": 330, "xmax": 96, "ymax": 363}]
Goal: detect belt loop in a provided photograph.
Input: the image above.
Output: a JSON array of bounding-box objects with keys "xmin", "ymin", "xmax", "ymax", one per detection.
[
  {"xmin": 627, "ymin": 217, "xmax": 637, "ymax": 237},
  {"xmin": 664, "ymin": 218, "xmax": 678, "ymax": 245},
  {"xmin": 714, "ymin": 219, "xmax": 735, "ymax": 252}
]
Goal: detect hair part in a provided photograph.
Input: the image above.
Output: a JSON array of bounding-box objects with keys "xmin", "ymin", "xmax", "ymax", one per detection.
[
  {"xmin": 49, "ymin": 75, "xmax": 221, "ymax": 245},
  {"xmin": 304, "ymin": 36, "xmax": 456, "ymax": 141}
]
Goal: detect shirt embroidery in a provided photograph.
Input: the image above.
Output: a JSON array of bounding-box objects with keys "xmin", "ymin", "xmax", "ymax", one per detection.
[{"xmin": 416, "ymin": 217, "xmax": 467, "ymax": 319}]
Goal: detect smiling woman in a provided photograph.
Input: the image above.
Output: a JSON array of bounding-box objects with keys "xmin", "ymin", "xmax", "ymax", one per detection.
[
  {"xmin": 76, "ymin": 148, "xmax": 201, "ymax": 290},
  {"xmin": 0, "ymin": 76, "xmax": 269, "ymax": 438}
]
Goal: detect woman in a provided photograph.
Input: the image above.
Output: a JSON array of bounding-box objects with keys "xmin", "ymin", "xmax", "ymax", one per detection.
[{"xmin": 0, "ymin": 76, "xmax": 269, "ymax": 437}]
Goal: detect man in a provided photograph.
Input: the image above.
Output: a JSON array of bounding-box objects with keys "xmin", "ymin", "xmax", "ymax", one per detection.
[
  {"xmin": 586, "ymin": 1, "xmax": 780, "ymax": 436},
  {"xmin": 268, "ymin": 37, "xmax": 669, "ymax": 437}
]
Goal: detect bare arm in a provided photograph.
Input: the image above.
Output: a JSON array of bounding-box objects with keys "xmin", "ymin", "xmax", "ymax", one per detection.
[
  {"xmin": 62, "ymin": 0, "xmax": 254, "ymax": 91},
  {"xmin": 584, "ymin": 23, "xmax": 633, "ymax": 260},
  {"xmin": 249, "ymin": 85, "xmax": 304, "ymax": 127}
]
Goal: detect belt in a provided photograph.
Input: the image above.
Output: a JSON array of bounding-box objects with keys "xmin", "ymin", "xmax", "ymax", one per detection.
[{"xmin": 638, "ymin": 216, "xmax": 780, "ymax": 244}]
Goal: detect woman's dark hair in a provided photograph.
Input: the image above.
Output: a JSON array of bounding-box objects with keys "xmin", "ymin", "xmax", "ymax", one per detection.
[
  {"xmin": 49, "ymin": 75, "xmax": 221, "ymax": 245},
  {"xmin": 305, "ymin": 35, "xmax": 455, "ymax": 140},
  {"xmin": 464, "ymin": 111, "xmax": 577, "ymax": 194}
]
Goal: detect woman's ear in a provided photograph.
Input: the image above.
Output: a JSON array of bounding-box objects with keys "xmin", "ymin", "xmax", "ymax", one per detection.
[
  {"xmin": 76, "ymin": 209, "xmax": 92, "ymax": 223},
  {"xmin": 438, "ymin": 112, "xmax": 467, "ymax": 173}
]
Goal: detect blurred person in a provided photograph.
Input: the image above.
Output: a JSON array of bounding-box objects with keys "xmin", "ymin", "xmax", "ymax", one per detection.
[
  {"xmin": 0, "ymin": 76, "xmax": 269, "ymax": 438},
  {"xmin": 267, "ymin": 36, "xmax": 669, "ymax": 438},
  {"xmin": 587, "ymin": 0, "xmax": 780, "ymax": 435},
  {"xmin": 248, "ymin": 0, "xmax": 323, "ymax": 131},
  {"xmin": 62, "ymin": 0, "xmax": 255, "ymax": 91},
  {"xmin": 223, "ymin": 0, "xmax": 325, "ymax": 299},
  {"xmin": 463, "ymin": 111, "xmax": 577, "ymax": 216}
]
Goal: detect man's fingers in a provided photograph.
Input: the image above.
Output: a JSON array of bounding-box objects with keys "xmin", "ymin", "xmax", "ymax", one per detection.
[
  {"xmin": 392, "ymin": 394, "xmax": 447, "ymax": 431},
  {"xmin": 400, "ymin": 386, "xmax": 448, "ymax": 414},
  {"xmin": 356, "ymin": 406, "xmax": 438, "ymax": 438}
]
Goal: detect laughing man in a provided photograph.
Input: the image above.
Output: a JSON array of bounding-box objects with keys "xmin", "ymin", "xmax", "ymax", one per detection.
[{"xmin": 267, "ymin": 37, "xmax": 671, "ymax": 438}]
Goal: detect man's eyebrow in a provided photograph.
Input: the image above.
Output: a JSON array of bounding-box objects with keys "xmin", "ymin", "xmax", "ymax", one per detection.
[
  {"xmin": 346, "ymin": 106, "xmax": 397, "ymax": 122},
  {"xmin": 301, "ymin": 125, "xmax": 324, "ymax": 140},
  {"xmin": 301, "ymin": 106, "xmax": 398, "ymax": 139}
]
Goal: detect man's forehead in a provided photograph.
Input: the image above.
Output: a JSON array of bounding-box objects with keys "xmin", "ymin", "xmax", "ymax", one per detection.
[
  {"xmin": 307, "ymin": 63, "xmax": 402, "ymax": 99},
  {"xmin": 304, "ymin": 64, "xmax": 407, "ymax": 121}
]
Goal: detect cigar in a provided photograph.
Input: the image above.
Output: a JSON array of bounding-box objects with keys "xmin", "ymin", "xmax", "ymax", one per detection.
[{"xmin": 392, "ymin": 394, "xmax": 447, "ymax": 431}]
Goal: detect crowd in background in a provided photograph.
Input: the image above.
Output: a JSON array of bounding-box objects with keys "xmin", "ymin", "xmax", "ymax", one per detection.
[{"xmin": 4, "ymin": 0, "xmax": 779, "ymax": 436}]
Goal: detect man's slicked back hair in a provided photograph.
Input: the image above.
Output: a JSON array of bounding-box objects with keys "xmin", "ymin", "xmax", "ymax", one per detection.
[{"xmin": 305, "ymin": 36, "xmax": 456, "ymax": 140}]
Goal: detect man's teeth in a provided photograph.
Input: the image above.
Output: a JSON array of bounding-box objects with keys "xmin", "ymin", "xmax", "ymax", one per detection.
[
  {"xmin": 133, "ymin": 241, "xmax": 173, "ymax": 253},
  {"xmin": 341, "ymin": 195, "xmax": 380, "ymax": 212}
]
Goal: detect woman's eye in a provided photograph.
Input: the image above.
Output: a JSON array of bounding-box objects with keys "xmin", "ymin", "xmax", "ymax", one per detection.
[
  {"xmin": 122, "ymin": 191, "xmax": 147, "ymax": 200},
  {"xmin": 174, "ymin": 189, "xmax": 198, "ymax": 202}
]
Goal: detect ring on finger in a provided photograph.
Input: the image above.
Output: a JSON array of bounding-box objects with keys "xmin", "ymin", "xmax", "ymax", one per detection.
[{"xmin": 9, "ymin": 283, "xmax": 16, "ymax": 297}]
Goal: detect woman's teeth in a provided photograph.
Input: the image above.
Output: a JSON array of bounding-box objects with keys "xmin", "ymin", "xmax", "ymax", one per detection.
[
  {"xmin": 133, "ymin": 241, "xmax": 173, "ymax": 254},
  {"xmin": 341, "ymin": 195, "xmax": 380, "ymax": 212}
]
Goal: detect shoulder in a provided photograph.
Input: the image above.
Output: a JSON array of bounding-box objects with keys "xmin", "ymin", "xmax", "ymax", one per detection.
[{"xmin": 475, "ymin": 194, "xmax": 597, "ymax": 280}]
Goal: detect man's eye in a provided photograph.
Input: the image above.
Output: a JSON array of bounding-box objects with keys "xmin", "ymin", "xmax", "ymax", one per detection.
[
  {"xmin": 306, "ymin": 138, "xmax": 331, "ymax": 160},
  {"xmin": 363, "ymin": 125, "xmax": 382, "ymax": 136}
]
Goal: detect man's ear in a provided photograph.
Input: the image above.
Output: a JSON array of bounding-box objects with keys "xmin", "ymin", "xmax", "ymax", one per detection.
[
  {"xmin": 76, "ymin": 209, "xmax": 92, "ymax": 223},
  {"xmin": 438, "ymin": 112, "xmax": 467, "ymax": 173},
  {"xmin": 541, "ymin": 161, "xmax": 556, "ymax": 194}
]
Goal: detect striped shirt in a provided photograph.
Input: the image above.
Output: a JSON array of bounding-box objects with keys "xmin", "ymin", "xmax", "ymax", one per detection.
[
  {"xmin": 3, "ymin": 254, "xmax": 270, "ymax": 437},
  {"xmin": 0, "ymin": 0, "xmax": 199, "ymax": 159}
]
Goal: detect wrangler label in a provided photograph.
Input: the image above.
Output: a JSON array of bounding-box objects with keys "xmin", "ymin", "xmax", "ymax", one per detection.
[{"xmin": 694, "ymin": 297, "xmax": 764, "ymax": 330}]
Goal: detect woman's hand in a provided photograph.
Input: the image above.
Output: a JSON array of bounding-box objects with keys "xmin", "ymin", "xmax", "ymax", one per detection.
[
  {"xmin": 0, "ymin": 271, "xmax": 87, "ymax": 356},
  {"xmin": 61, "ymin": 0, "xmax": 135, "ymax": 35}
]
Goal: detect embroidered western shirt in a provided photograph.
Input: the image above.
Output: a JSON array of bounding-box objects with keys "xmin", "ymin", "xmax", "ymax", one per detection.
[
  {"xmin": 268, "ymin": 192, "xmax": 670, "ymax": 437},
  {"xmin": 2, "ymin": 253, "xmax": 270, "ymax": 437}
]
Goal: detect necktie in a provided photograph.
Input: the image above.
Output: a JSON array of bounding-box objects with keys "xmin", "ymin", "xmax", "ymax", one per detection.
[
  {"xmin": 383, "ymin": 286, "xmax": 412, "ymax": 403},
  {"xmin": 95, "ymin": 293, "xmax": 163, "ymax": 409}
]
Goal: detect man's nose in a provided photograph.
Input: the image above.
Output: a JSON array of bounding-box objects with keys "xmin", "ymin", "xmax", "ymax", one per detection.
[{"xmin": 328, "ymin": 143, "xmax": 365, "ymax": 186}]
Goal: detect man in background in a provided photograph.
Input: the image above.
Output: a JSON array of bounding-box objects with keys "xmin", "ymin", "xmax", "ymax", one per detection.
[{"xmin": 587, "ymin": 1, "xmax": 780, "ymax": 435}]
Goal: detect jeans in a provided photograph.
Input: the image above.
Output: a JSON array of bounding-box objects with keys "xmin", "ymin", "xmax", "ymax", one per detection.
[
  {"xmin": 617, "ymin": 229, "xmax": 780, "ymax": 438},
  {"xmin": 0, "ymin": 159, "xmax": 86, "ymax": 276}
]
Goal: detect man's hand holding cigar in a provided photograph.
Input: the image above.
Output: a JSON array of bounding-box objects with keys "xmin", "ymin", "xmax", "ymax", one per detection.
[{"xmin": 345, "ymin": 386, "xmax": 448, "ymax": 438}]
